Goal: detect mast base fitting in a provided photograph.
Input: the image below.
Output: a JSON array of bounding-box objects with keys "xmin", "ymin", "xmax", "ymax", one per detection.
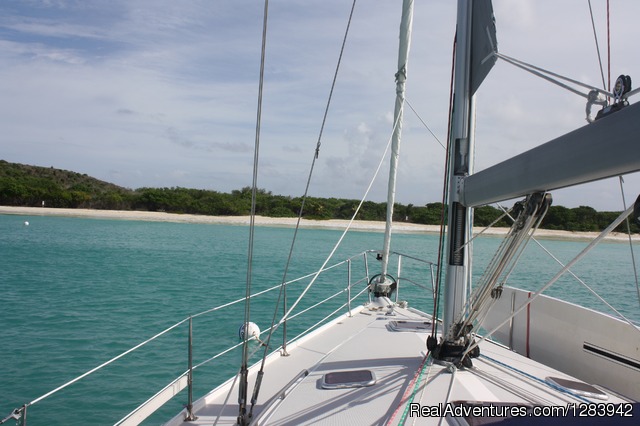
[
  {"xmin": 427, "ymin": 335, "xmax": 480, "ymax": 369},
  {"xmin": 368, "ymin": 274, "xmax": 397, "ymax": 298}
]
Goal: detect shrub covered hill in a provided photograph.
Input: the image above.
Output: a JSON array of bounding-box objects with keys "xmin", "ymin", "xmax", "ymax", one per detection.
[{"xmin": 0, "ymin": 160, "xmax": 636, "ymax": 233}]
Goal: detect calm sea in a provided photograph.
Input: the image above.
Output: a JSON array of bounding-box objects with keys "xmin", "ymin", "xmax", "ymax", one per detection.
[{"xmin": 1, "ymin": 214, "xmax": 639, "ymax": 425}]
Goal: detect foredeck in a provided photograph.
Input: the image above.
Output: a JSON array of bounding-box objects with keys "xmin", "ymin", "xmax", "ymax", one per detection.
[{"xmin": 167, "ymin": 298, "xmax": 636, "ymax": 425}]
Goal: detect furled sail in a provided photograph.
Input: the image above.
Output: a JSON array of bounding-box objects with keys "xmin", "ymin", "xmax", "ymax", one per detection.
[{"xmin": 380, "ymin": 0, "xmax": 413, "ymax": 287}]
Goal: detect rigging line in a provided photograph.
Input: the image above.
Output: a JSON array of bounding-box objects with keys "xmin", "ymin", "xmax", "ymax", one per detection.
[
  {"xmin": 459, "ymin": 208, "xmax": 545, "ymax": 334},
  {"xmin": 618, "ymin": 178, "xmax": 640, "ymax": 307},
  {"xmin": 313, "ymin": 0, "xmax": 357, "ymax": 160},
  {"xmin": 390, "ymin": 353, "xmax": 432, "ymax": 426},
  {"xmin": 411, "ymin": 358, "xmax": 432, "ymax": 426},
  {"xmin": 457, "ymin": 195, "xmax": 553, "ymax": 334},
  {"xmin": 287, "ymin": 288, "xmax": 368, "ymax": 346},
  {"xmin": 625, "ymin": 87, "xmax": 640, "ymax": 99},
  {"xmin": 249, "ymin": 1, "xmax": 358, "ymax": 412},
  {"xmin": 453, "ymin": 205, "xmax": 513, "ymax": 254},
  {"xmin": 462, "ymin": 203, "xmax": 635, "ymax": 359},
  {"xmin": 262, "ymin": 0, "xmax": 356, "ymax": 351},
  {"xmin": 405, "ymin": 97, "xmax": 445, "ymax": 150},
  {"xmin": 479, "ymin": 354, "xmax": 591, "ymax": 404},
  {"xmin": 469, "ymin": 365, "xmax": 556, "ymax": 406},
  {"xmin": 278, "ymin": 107, "xmax": 402, "ymax": 327},
  {"xmin": 432, "ymin": 31, "xmax": 457, "ymax": 338},
  {"xmin": 240, "ymin": 0, "xmax": 269, "ymax": 423},
  {"xmin": 494, "ymin": 201, "xmax": 550, "ymax": 290},
  {"xmin": 607, "ymin": 0, "xmax": 611, "ymax": 92},
  {"xmin": 588, "ymin": 0, "xmax": 607, "ymax": 90},
  {"xmin": 27, "ymin": 318, "xmax": 189, "ymax": 408},
  {"xmin": 0, "ymin": 410, "xmax": 21, "ymax": 425},
  {"xmin": 192, "ymin": 254, "xmax": 356, "ymax": 319},
  {"xmin": 213, "ymin": 334, "xmax": 272, "ymax": 426},
  {"xmin": 534, "ymin": 234, "xmax": 640, "ymax": 331},
  {"xmin": 438, "ymin": 366, "xmax": 457, "ymax": 426},
  {"xmin": 496, "ymin": 204, "xmax": 640, "ymax": 331},
  {"xmin": 229, "ymin": 288, "xmax": 369, "ymax": 380},
  {"xmin": 495, "ymin": 52, "xmax": 613, "ymax": 100},
  {"xmin": 213, "ymin": 371, "xmax": 241, "ymax": 426}
]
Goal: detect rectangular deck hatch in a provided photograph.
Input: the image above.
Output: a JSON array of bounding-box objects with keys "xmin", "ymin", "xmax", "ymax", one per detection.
[
  {"xmin": 321, "ymin": 369, "xmax": 376, "ymax": 389},
  {"xmin": 388, "ymin": 320, "xmax": 432, "ymax": 332}
]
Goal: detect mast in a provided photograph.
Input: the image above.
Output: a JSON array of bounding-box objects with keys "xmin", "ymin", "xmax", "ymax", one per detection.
[
  {"xmin": 442, "ymin": 0, "xmax": 474, "ymax": 340},
  {"xmin": 378, "ymin": 0, "xmax": 414, "ymax": 292},
  {"xmin": 427, "ymin": 0, "xmax": 496, "ymax": 366}
]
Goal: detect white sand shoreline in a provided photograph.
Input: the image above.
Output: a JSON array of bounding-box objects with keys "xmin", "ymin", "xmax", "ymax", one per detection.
[{"xmin": 1, "ymin": 205, "xmax": 637, "ymax": 242}]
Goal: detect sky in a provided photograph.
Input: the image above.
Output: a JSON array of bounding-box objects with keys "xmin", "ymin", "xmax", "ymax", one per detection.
[{"xmin": 1, "ymin": 0, "xmax": 640, "ymax": 212}]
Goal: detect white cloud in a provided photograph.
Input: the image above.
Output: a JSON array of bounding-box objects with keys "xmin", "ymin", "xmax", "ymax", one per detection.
[{"xmin": 1, "ymin": 0, "xmax": 639, "ymax": 210}]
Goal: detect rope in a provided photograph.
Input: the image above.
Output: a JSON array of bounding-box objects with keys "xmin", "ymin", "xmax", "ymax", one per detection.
[
  {"xmin": 0, "ymin": 409, "xmax": 21, "ymax": 425},
  {"xmin": 618, "ymin": 177, "xmax": 640, "ymax": 308},
  {"xmin": 439, "ymin": 365, "xmax": 457, "ymax": 426},
  {"xmin": 28, "ymin": 317, "xmax": 190, "ymax": 408},
  {"xmin": 432, "ymin": 31, "xmax": 457, "ymax": 338},
  {"xmin": 463, "ymin": 203, "xmax": 635, "ymax": 359},
  {"xmin": 480, "ymin": 354, "xmax": 591, "ymax": 403},
  {"xmin": 405, "ymin": 98, "xmax": 445, "ymax": 150},
  {"xmin": 247, "ymin": 0, "xmax": 360, "ymax": 418},
  {"xmin": 607, "ymin": 0, "xmax": 611, "ymax": 92},
  {"xmin": 588, "ymin": 0, "xmax": 607, "ymax": 90},
  {"xmin": 239, "ymin": 1, "xmax": 269, "ymax": 423},
  {"xmin": 279, "ymin": 106, "xmax": 403, "ymax": 327},
  {"xmin": 259, "ymin": 0, "xmax": 358, "ymax": 362},
  {"xmin": 3, "ymin": 249, "xmax": 372, "ymax": 425},
  {"xmin": 456, "ymin": 194, "xmax": 549, "ymax": 337},
  {"xmin": 495, "ymin": 204, "xmax": 640, "ymax": 333},
  {"xmin": 469, "ymin": 365, "xmax": 556, "ymax": 407},
  {"xmin": 495, "ymin": 52, "xmax": 613, "ymax": 100},
  {"xmin": 212, "ymin": 337, "xmax": 269, "ymax": 426},
  {"xmin": 249, "ymin": 0, "xmax": 398, "ymax": 401},
  {"xmin": 387, "ymin": 353, "xmax": 432, "ymax": 425},
  {"xmin": 453, "ymin": 204, "xmax": 513, "ymax": 255}
]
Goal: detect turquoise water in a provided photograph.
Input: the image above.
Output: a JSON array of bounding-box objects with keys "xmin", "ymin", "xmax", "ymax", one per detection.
[{"xmin": 1, "ymin": 214, "xmax": 639, "ymax": 425}]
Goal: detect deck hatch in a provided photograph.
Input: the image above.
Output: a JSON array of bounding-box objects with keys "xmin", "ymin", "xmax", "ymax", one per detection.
[
  {"xmin": 545, "ymin": 376, "xmax": 608, "ymax": 400},
  {"xmin": 388, "ymin": 320, "xmax": 432, "ymax": 332},
  {"xmin": 321, "ymin": 369, "xmax": 376, "ymax": 389}
]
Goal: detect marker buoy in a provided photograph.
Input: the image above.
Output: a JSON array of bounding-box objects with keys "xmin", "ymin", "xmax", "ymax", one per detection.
[{"xmin": 238, "ymin": 322, "xmax": 261, "ymax": 340}]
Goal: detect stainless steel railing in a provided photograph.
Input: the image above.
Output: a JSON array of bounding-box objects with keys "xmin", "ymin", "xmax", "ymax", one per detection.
[{"xmin": 1, "ymin": 250, "xmax": 436, "ymax": 426}]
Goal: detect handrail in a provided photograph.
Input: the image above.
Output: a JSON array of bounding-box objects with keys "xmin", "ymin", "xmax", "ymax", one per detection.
[
  {"xmin": 1, "ymin": 249, "xmax": 435, "ymax": 426},
  {"xmin": 389, "ymin": 250, "xmax": 437, "ymax": 265},
  {"xmin": 30, "ymin": 317, "xmax": 190, "ymax": 406},
  {"xmin": 283, "ymin": 285, "xmax": 371, "ymax": 351}
]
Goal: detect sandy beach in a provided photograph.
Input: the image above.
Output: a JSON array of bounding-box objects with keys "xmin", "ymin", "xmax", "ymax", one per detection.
[{"xmin": 1, "ymin": 205, "xmax": 637, "ymax": 242}]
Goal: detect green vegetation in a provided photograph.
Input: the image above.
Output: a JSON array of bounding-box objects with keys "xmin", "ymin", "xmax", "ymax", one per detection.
[
  {"xmin": 0, "ymin": 160, "xmax": 636, "ymax": 233},
  {"xmin": 0, "ymin": 160, "xmax": 133, "ymax": 210}
]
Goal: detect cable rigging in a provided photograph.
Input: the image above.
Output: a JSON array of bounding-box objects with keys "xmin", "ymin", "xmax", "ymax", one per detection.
[
  {"xmin": 586, "ymin": 0, "xmax": 640, "ymax": 306},
  {"xmin": 238, "ymin": 0, "xmax": 269, "ymax": 424},
  {"xmin": 246, "ymin": 1, "xmax": 359, "ymax": 420}
]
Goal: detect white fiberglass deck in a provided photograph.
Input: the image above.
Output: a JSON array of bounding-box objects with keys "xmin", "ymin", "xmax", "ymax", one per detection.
[{"xmin": 167, "ymin": 298, "xmax": 635, "ymax": 426}]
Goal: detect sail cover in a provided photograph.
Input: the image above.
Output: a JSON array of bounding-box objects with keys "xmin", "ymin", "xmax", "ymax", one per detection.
[{"xmin": 471, "ymin": 0, "xmax": 497, "ymax": 95}]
